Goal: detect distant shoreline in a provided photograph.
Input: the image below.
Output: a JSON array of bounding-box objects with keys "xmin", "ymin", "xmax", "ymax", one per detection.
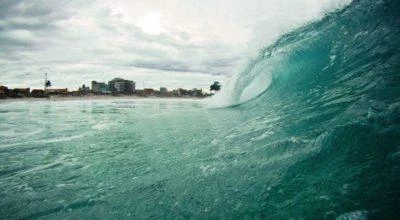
[{"xmin": 0, "ymin": 95, "xmax": 206, "ymax": 103}]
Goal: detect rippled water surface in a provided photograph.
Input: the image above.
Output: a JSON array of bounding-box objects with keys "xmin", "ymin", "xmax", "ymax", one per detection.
[
  {"xmin": 0, "ymin": 96, "xmax": 398, "ymax": 219},
  {"xmin": 0, "ymin": 99, "xmax": 251, "ymax": 219}
]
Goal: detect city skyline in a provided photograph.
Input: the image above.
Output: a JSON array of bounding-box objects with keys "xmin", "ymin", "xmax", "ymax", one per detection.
[
  {"xmin": 1, "ymin": 73, "xmax": 219, "ymax": 91},
  {"xmin": 0, "ymin": 75, "xmax": 213, "ymax": 99},
  {"xmin": 0, "ymin": 75, "xmax": 218, "ymax": 93}
]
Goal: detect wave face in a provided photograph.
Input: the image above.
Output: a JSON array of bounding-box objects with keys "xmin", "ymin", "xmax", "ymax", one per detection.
[
  {"xmin": 227, "ymin": 0, "xmax": 400, "ymax": 217},
  {"xmin": 233, "ymin": 0, "xmax": 399, "ymax": 104}
]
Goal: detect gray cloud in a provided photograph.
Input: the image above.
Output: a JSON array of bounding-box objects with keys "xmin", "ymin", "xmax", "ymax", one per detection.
[
  {"xmin": 0, "ymin": 1, "xmax": 234, "ymax": 90},
  {"xmin": 0, "ymin": 0, "xmax": 351, "ymax": 90}
]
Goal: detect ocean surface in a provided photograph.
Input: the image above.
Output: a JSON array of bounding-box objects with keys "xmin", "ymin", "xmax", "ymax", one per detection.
[{"xmin": 1, "ymin": 0, "xmax": 400, "ymax": 219}]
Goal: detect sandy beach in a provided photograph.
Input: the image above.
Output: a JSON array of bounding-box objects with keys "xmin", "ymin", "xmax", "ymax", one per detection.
[{"xmin": 0, "ymin": 95, "xmax": 204, "ymax": 103}]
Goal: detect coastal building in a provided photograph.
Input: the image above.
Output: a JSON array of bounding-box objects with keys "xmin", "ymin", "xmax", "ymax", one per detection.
[
  {"xmin": 135, "ymin": 89, "xmax": 145, "ymax": 96},
  {"xmin": 160, "ymin": 87, "xmax": 167, "ymax": 94},
  {"xmin": 0, "ymin": 85, "xmax": 9, "ymax": 98},
  {"xmin": 164, "ymin": 91, "xmax": 174, "ymax": 97},
  {"xmin": 45, "ymin": 88, "xmax": 68, "ymax": 96},
  {"xmin": 31, "ymin": 89, "xmax": 46, "ymax": 97},
  {"xmin": 170, "ymin": 88, "xmax": 204, "ymax": 97},
  {"xmin": 143, "ymin": 88, "xmax": 154, "ymax": 96},
  {"xmin": 114, "ymin": 82, "xmax": 125, "ymax": 93},
  {"xmin": 77, "ymin": 85, "xmax": 90, "ymax": 96},
  {"xmin": 0, "ymin": 85, "xmax": 8, "ymax": 93},
  {"xmin": 190, "ymin": 88, "xmax": 203, "ymax": 97},
  {"xmin": 91, "ymin": 81, "xmax": 110, "ymax": 94},
  {"xmin": 108, "ymin": 78, "xmax": 135, "ymax": 94},
  {"xmin": 175, "ymin": 88, "xmax": 189, "ymax": 96},
  {"xmin": 12, "ymin": 88, "xmax": 30, "ymax": 97}
]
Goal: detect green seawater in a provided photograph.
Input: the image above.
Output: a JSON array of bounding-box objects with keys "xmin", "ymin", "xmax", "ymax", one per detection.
[
  {"xmin": 0, "ymin": 99, "xmax": 248, "ymax": 219},
  {"xmin": 0, "ymin": 97, "xmax": 399, "ymax": 219}
]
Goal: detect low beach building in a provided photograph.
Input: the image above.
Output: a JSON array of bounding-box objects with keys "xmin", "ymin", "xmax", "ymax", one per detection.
[
  {"xmin": 174, "ymin": 88, "xmax": 189, "ymax": 97},
  {"xmin": 190, "ymin": 88, "xmax": 203, "ymax": 97},
  {"xmin": 0, "ymin": 85, "xmax": 9, "ymax": 98},
  {"xmin": 135, "ymin": 89, "xmax": 145, "ymax": 96},
  {"xmin": 31, "ymin": 89, "xmax": 46, "ymax": 97},
  {"xmin": 45, "ymin": 88, "xmax": 68, "ymax": 96},
  {"xmin": 143, "ymin": 88, "xmax": 155, "ymax": 96},
  {"xmin": 160, "ymin": 87, "xmax": 167, "ymax": 94},
  {"xmin": 12, "ymin": 88, "xmax": 30, "ymax": 97}
]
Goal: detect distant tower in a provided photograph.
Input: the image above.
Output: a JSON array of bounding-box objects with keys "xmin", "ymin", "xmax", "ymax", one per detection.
[
  {"xmin": 44, "ymin": 73, "xmax": 47, "ymax": 90},
  {"xmin": 44, "ymin": 73, "xmax": 51, "ymax": 91}
]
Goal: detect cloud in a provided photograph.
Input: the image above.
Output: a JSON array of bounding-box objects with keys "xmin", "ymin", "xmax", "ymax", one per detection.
[{"xmin": 0, "ymin": 0, "xmax": 351, "ymax": 90}]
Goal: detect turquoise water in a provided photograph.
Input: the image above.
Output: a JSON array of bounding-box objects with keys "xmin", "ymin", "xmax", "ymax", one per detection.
[
  {"xmin": 0, "ymin": 99, "xmax": 252, "ymax": 219},
  {"xmin": 1, "ymin": 0, "xmax": 400, "ymax": 218}
]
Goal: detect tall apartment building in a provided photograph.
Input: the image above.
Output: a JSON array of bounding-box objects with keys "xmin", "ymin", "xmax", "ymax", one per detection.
[
  {"xmin": 108, "ymin": 78, "xmax": 135, "ymax": 94},
  {"xmin": 92, "ymin": 81, "xmax": 110, "ymax": 94}
]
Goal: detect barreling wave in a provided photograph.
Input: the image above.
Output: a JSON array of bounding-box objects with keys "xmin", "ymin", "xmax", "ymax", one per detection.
[
  {"xmin": 222, "ymin": 0, "xmax": 400, "ymax": 218},
  {"xmin": 230, "ymin": 0, "xmax": 399, "ymax": 106}
]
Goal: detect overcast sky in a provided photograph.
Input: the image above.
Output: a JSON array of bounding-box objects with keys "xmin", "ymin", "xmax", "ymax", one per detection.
[{"xmin": 0, "ymin": 0, "xmax": 350, "ymax": 90}]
